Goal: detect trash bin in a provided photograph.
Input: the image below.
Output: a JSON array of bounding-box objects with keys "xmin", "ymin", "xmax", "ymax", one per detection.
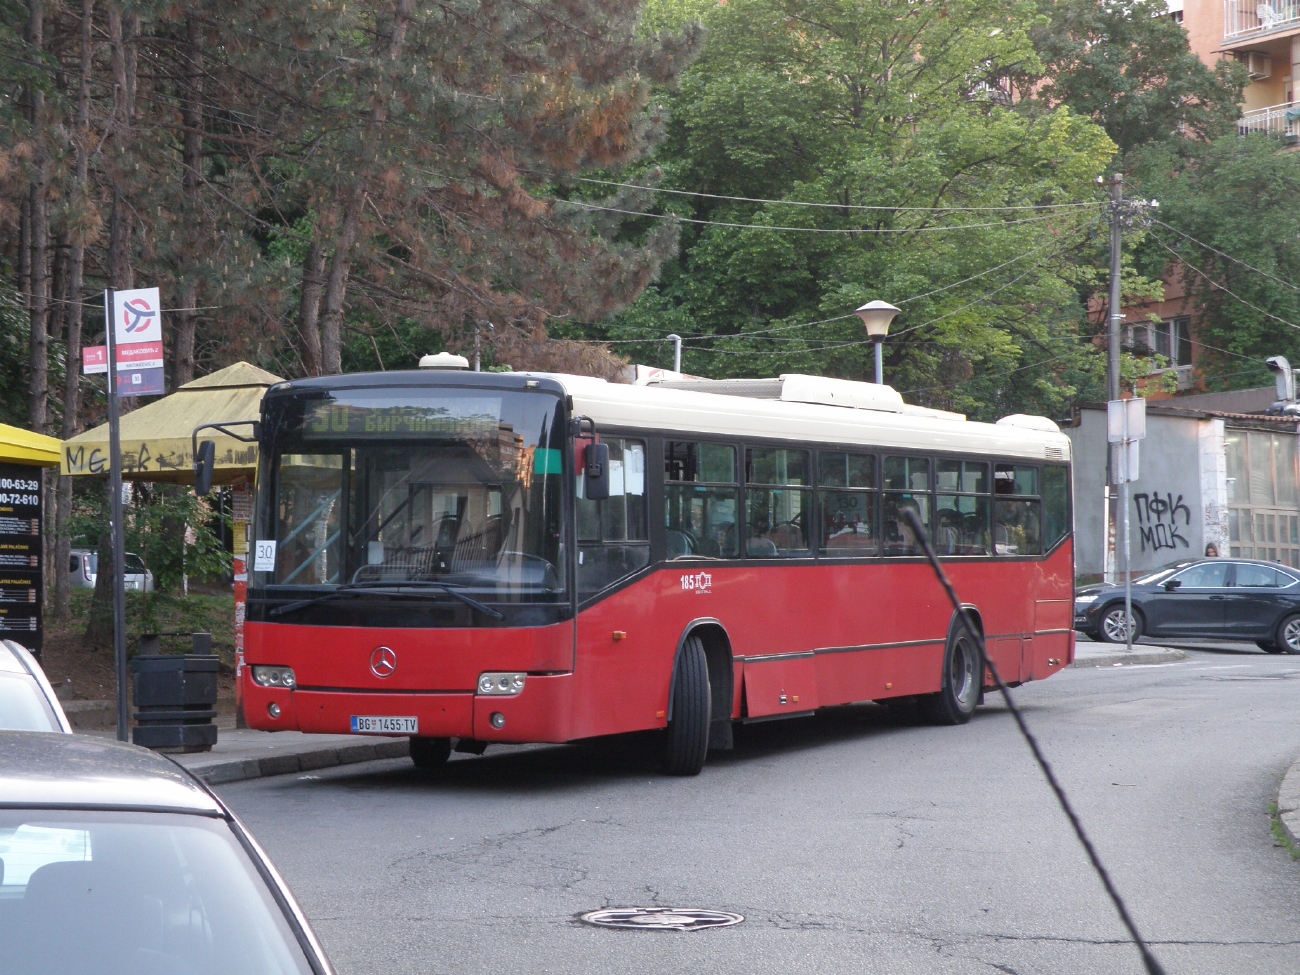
[{"xmin": 131, "ymin": 633, "xmax": 219, "ymax": 752}]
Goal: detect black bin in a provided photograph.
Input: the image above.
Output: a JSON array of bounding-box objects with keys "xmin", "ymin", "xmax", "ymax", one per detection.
[{"xmin": 131, "ymin": 634, "xmax": 219, "ymax": 752}]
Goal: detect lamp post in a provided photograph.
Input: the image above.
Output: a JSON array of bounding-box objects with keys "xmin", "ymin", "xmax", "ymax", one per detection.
[{"xmin": 855, "ymin": 301, "xmax": 900, "ymax": 386}]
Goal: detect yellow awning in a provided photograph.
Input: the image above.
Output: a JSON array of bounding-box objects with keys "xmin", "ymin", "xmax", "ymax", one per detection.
[
  {"xmin": 0, "ymin": 423, "xmax": 62, "ymax": 467},
  {"xmin": 61, "ymin": 361, "xmax": 284, "ymax": 483}
]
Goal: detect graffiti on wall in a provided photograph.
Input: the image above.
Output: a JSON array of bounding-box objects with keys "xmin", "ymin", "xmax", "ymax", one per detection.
[{"xmin": 1134, "ymin": 491, "xmax": 1192, "ymax": 553}]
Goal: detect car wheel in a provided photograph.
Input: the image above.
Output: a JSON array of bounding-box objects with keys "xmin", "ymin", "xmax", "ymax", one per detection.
[
  {"xmin": 1098, "ymin": 605, "xmax": 1142, "ymax": 644},
  {"xmin": 1255, "ymin": 640, "xmax": 1284, "ymax": 654},
  {"xmin": 1275, "ymin": 614, "xmax": 1300, "ymax": 655}
]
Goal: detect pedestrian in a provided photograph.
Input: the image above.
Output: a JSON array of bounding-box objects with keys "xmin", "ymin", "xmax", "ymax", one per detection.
[{"xmin": 1205, "ymin": 543, "xmax": 1219, "ymax": 558}]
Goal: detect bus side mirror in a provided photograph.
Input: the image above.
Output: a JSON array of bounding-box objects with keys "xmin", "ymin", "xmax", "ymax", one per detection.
[
  {"xmin": 584, "ymin": 442, "xmax": 610, "ymax": 500},
  {"xmin": 194, "ymin": 440, "xmax": 216, "ymax": 496}
]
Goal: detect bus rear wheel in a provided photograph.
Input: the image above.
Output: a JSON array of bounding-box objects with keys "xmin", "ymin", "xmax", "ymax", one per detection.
[
  {"xmin": 661, "ymin": 635, "xmax": 711, "ymax": 776},
  {"xmin": 921, "ymin": 630, "xmax": 982, "ymax": 726},
  {"xmin": 410, "ymin": 736, "xmax": 451, "ymax": 771}
]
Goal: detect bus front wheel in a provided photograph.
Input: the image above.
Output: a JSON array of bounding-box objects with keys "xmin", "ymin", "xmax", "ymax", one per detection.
[
  {"xmin": 921, "ymin": 630, "xmax": 982, "ymax": 726},
  {"xmin": 410, "ymin": 736, "xmax": 452, "ymax": 771},
  {"xmin": 661, "ymin": 635, "xmax": 711, "ymax": 776}
]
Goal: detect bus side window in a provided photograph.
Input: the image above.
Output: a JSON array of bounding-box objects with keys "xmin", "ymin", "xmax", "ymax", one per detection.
[
  {"xmin": 994, "ymin": 463, "xmax": 1041, "ymax": 556},
  {"xmin": 745, "ymin": 447, "xmax": 811, "ymax": 558},
  {"xmin": 818, "ymin": 451, "xmax": 877, "ymax": 557},
  {"xmin": 1043, "ymin": 465, "xmax": 1070, "ymax": 551},
  {"xmin": 577, "ymin": 440, "xmax": 649, "ymax": 597},
  {"xmin": 935, "ymin": 459, "xmax": 989, "ymax": 555},
  {"xmin": 882, "ymin": 456, "xmax": 930, "ymax": 556},
  {"xmin": 664, "ymin": 442, "xmax": 738, "ymax": 559}
]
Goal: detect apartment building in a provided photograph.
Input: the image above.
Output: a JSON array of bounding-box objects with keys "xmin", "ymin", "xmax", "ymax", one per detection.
[{"xmin": 1176, "ymin": 0, "xmax": 1300, "ymax": 137}]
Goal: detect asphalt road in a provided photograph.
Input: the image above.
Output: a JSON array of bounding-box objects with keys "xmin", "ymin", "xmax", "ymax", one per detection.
[{"xmin": 221, "ymin": 645, "xmax": 1300, "ymax": 975}]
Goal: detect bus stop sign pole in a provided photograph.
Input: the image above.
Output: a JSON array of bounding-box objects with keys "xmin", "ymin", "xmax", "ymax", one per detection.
[
  {"xmin": 104, "ymin": 290, "xmax": 129, "ymax": 741},
  {"xmin": 1108, "ymin": 397, "xmax": 1145, "ymax": 654}
]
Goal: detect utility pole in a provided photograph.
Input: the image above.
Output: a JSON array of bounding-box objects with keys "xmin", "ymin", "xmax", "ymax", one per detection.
[
  {"xmin": 1106, "ymin": 174, "xmax": 1123, "ymax": 402},
  {"xmin": 1102, "ymin": 174, "xmax": 1123, "ymax": 585}
]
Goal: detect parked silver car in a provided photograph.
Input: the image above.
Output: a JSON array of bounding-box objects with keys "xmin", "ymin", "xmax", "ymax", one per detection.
[
  {"xmin": 69, "ymin": 548, "xmax": 154, "ymax": 592},
  {"xmin": 0, "ymin": 640, "xmax": 71, "ymax": 733},
  {"xmin": 0, "ymin": 733, "xmax": 334, "ymax": 973}
]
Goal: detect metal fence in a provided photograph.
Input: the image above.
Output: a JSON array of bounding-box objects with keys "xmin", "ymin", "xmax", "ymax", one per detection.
[
  {"xmin": 1237, "ymin": 102, "xmax": 1300, "ymax": 139},
  {"xmin": 1225, "ymin": 0, "xmax": 1300, "ymax": 39}
]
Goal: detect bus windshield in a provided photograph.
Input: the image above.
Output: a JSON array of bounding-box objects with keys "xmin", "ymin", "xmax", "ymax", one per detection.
[{"xmin": 264, "ymin": 385, "xmax": 566, "ymax": 599}]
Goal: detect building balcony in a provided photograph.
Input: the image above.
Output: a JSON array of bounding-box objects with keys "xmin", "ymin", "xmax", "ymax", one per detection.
[
  {"xmin": 1238, "ymin": 101, "xmax": 1300, "ymax": 141},
  {"xmin": 1224, "ymin": 0, "xmax": 1300, "ymax": 42}
]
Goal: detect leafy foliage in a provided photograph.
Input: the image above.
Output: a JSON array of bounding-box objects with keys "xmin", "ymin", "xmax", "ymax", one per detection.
[
  {"xmin": 1131, "ymin": 136, "xmax": 1300, "ymax": 389},
  {"xmin": 577, "ymin": 0, "xmax": 1117, "ymax": 419}
]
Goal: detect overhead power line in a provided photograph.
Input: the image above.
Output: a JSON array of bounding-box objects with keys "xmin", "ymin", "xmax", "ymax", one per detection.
[
  {"xmin": 1149, "ymin": 235, "xmax": 1300, "ymax": 334},
  {"xmin": 549, "ymin": 199, "xmax": 1086, "ymax": 235},
  {"xmin": 569, "ymin": 177, "xmax": 1105, "ymax": 213},
  {"xmin": 1152, "ymin": 219, "xmax": 1300, "ymax": 294}
]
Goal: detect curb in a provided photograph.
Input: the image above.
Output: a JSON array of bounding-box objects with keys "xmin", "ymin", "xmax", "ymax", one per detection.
[
  {"xmin": 1279, "ymin": 759, "xmax": 1300, "ymax": 849},
  {"xmin": 1071, "ymin": 647, "xmax": 1188, "ymax": 668},
  {"xmin": 185, "ymin": 738, "xmax": 410, "ymax": 785}
]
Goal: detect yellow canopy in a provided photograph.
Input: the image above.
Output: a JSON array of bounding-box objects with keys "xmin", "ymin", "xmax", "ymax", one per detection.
[
  {"xmin": 61, "ymin": 361, "xmax": 284, "ymax": 483},
  {"xmin": 0, "ymin": 423, "xmax": 62, "ymax": 467}
]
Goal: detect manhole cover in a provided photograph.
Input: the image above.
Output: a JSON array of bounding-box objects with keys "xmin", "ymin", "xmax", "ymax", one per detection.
[{"xmin": 578, "ymin": 907, "xmax": 744, "ymax": 931}]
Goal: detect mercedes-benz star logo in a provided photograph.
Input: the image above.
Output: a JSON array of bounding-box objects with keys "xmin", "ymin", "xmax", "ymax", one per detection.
[{"xmin": 370, "ymin": 646, "xmax": 397, "ymax": 678}]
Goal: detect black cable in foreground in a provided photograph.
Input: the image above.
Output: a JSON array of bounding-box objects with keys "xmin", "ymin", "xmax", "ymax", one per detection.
[{"xmin": 902, "ymin": 509, "xmax": 1167, "ymax": 975}]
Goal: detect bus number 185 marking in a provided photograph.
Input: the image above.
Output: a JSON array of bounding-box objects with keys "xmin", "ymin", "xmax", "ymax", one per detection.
[{"xmin": 681, "ymin": 572, "xmax": 713, "ymax": 594}]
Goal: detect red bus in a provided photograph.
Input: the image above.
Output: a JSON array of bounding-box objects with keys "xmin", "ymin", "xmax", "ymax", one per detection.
[{"xmin": 242, "ymin": 366, "xmax": 1074, "ymax": 775}]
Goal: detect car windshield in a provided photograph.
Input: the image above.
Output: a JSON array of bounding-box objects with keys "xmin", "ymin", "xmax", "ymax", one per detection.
[
  {"xmin": 0, "ymin": 809, "xmax": 315, "ymax": 975},
  {"xmin": 0, "ymin": 672, "xmax": 60, "ymax": 732},
  {"xmin": 262, "ymin": 385, "xmax": 567, "ymax": 600},
  {"xmin": 1133, "ymin": 561, "xmax": 1199, "ymax": 585}
]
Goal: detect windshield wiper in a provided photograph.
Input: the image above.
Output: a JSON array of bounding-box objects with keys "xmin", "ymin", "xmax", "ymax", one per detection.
[{"xmin": 267, "ymin": 581, "xmax": 506, "ymax": 620}]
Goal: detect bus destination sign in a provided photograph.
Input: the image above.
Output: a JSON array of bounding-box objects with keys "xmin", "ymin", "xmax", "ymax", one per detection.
[{"xmin": 303, "ymin": 399, "xmax": 502, "ymax": 439}]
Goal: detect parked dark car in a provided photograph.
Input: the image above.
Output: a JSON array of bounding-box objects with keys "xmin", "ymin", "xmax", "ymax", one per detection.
[
  {"xmin": 0, "ymin": 732, "xmax": 334, "ymax": 974},
  {"xmin": 1075, "ymin": 558, "xmax": 1300, "ymax": 653}
]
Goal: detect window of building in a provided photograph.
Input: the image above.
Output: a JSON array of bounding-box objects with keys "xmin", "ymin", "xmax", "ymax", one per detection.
[
  {"xmin": 1225, "ymin": 430, "xmax": 1300, "ymax": 566},
  {"xmin": 745, "ymin": 447, "xmax": 812, "ymax": 557},
  {"xmin": 576, "ymin": 439, "xmax": 648, "ymax": 596},
  {"xmin": 665, "ymin": 442, "xmax": 739, "ymax": 558},
  {"xmin": 819, "ymin": 451, "xmax": 877, "ymax": 556}
]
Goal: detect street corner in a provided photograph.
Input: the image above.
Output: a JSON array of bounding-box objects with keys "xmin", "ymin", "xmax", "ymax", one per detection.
[
  {"xmin": 1070, "ymin": 641, "xmax": 1188, "ymax": 668},
  {"xmin": 1278, "ymin": 759, "xmax": 1300, "ymax": 851}
]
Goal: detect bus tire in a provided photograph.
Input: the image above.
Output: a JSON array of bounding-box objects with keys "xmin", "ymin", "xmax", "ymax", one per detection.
[
  {"xmin": 662, "ymin": 634, "xmax": 711, "ymax": 776},
  {"xmin": 921, "ymin": 629, "xmax": 982, "ymax": 726},
  {"xmin": 410, "ymin": 736, "xmax": 451, "ymax": 771}
]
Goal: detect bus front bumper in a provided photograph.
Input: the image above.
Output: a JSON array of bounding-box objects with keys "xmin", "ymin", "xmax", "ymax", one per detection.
[{"xmin": 244, "ymin": 673, "xmax": 575, "ymax": 743}]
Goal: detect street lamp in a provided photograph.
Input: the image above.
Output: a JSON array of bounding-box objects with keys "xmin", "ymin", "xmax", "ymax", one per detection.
[{"xmin": 855, "ymin": 300, "xmax": 900, "ymax": 385}]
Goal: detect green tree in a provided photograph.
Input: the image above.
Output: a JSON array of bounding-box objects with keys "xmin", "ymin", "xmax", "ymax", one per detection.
[
  {"xmin": 1131, "ymin": 136, "xmax": 1300, "ymax": 389},
  {"xmin": 1029, "ymin": 0, "xmax": 1247, "ymax": 157},
  {"xmin": 582, "ymin": 0, "xmax": 1116, "ymax": 419}
]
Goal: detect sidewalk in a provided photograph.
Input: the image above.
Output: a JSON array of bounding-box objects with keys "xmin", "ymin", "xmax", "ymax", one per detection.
[
  {"xmin": 86, "ymin": 728, "xmax": 411, "ymax": 785},
  {"xmin": 1071, "ymin": 639, "xmax": 1188, "ymax": 668}
]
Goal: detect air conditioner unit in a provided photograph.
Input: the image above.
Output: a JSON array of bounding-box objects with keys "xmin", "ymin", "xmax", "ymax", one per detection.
[{"xmin": 1244, "ymin": 51, "xmax": 1273, "ymax": 80}]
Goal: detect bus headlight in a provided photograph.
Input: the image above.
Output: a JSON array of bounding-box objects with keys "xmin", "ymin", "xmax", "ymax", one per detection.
[
  {"xmin": 477, "ymin": 672, "xmax": 526, "ymax": 696},
  {"xmin": 252, "ymin": 666, "xmax": 296, "ymax": 688}
]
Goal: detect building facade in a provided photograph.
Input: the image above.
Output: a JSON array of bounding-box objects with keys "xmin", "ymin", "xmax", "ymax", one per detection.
[{"xmin": 1066, "ymin": 387, "xmax": 1300, "ymax": 579}]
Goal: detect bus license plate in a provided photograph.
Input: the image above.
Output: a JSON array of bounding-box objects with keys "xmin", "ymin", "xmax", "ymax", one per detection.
[{"xmin": 350, "ymin": 715, "xmax": 418, "ymax": 734}]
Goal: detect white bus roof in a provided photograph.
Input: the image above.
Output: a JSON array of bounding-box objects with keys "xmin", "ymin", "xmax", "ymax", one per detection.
[{"xmin": 534, "ymin": 373, "xmax": 1071, "ymax": 464}]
